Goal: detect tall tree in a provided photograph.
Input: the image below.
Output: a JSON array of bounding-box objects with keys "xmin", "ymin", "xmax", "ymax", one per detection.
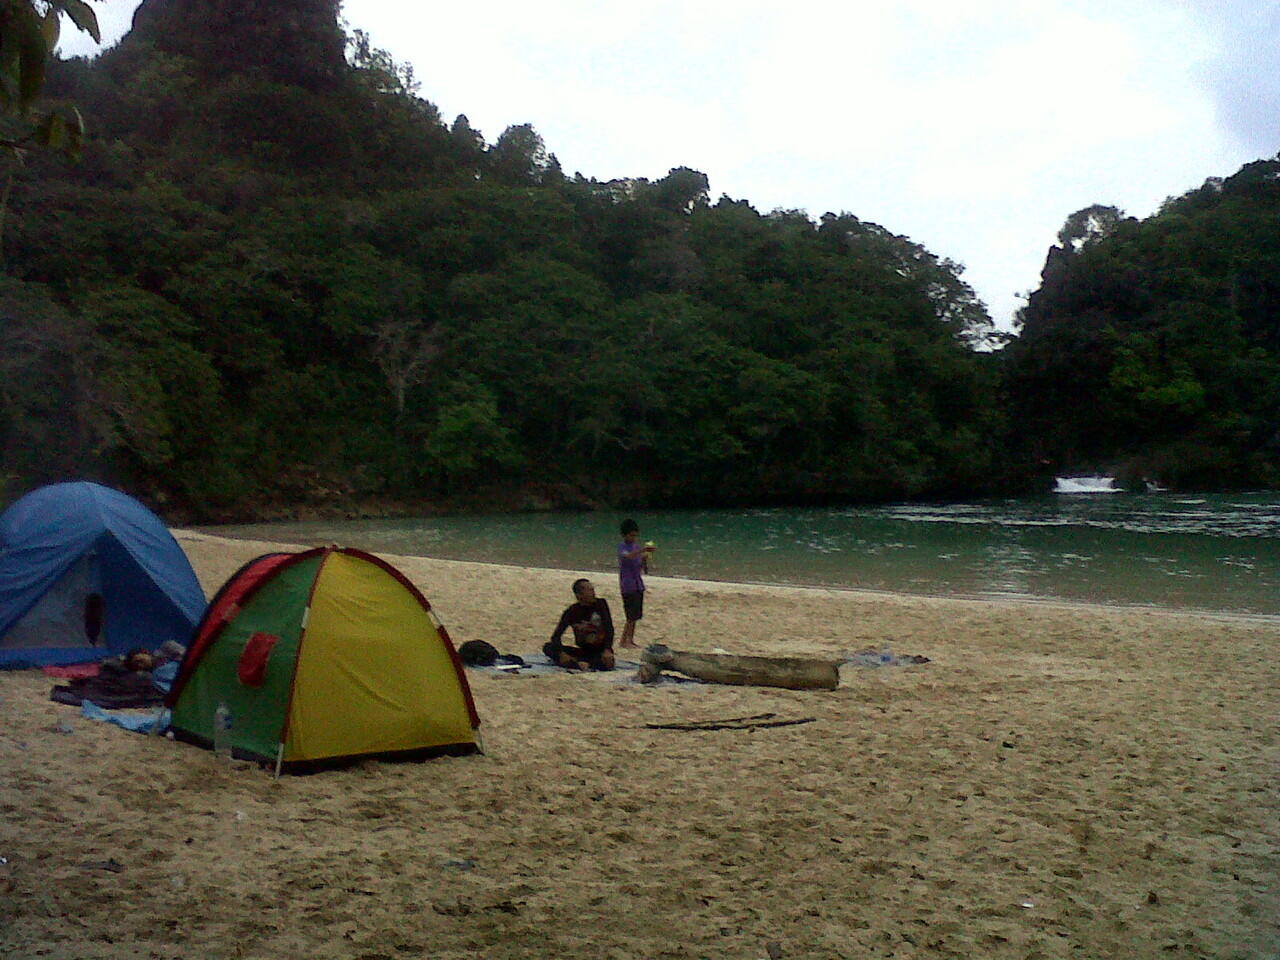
[{"xmin": 489, "ymin": 122, "xmax": 549, "ymax": 185}]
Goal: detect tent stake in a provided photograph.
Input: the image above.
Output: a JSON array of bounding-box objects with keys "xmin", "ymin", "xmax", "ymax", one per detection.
[{"xmin": 274, "ymin": 743, "xmax": 284, "ymax": 779}]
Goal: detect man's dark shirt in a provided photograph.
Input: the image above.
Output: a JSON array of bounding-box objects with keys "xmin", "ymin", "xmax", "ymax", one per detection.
[{"xmin": 547, "ymin": 598, "xmax": 615, "ymax": 659}]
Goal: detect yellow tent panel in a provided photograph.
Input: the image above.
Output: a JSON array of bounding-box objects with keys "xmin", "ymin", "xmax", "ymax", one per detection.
[{"xmin": 285, "ymin": 551, "xmax": 477, "ymax": 762}]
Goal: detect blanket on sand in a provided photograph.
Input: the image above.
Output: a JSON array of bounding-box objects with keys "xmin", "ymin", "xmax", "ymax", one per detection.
[{"xmin": 50, "ymin": 671, "xmax": 166, "ymax": 709}]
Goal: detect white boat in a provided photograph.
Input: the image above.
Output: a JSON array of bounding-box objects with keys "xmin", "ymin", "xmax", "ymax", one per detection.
[{"xmin": 1054, "ymin": 475, "xmax": 1122, "ymax": 494}]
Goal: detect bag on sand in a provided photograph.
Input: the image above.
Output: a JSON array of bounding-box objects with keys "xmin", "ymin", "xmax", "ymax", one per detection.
[{"xmin": 457, "ymin": 639, "xmax": 499, "ymax": 666}]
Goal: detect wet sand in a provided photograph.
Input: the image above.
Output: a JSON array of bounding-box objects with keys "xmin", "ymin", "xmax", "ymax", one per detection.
[{"xmin": 1, "ymin": 530, "xmax": 1276, "ymax": 959}]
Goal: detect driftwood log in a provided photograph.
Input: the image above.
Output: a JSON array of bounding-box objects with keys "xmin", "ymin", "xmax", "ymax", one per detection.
[{"xmin": 640, "ymin": 644, "xmax": 840, "ymax": 690}]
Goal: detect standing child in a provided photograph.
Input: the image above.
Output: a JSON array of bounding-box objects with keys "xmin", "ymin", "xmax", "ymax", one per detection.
[{"xmin": 617, "ymin": 519, "xmax": 655, "ymax": 649}]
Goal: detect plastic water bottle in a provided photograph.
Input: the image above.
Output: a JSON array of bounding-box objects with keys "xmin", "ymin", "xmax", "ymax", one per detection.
[{"xmin": 213, "ymin": 702, "xmax": 233, "ymax": 760}]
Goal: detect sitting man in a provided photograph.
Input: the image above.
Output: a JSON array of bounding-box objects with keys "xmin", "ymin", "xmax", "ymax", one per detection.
[{"xmin": 544, "ymin": 578, "xmax": 616, "ymax": 671}]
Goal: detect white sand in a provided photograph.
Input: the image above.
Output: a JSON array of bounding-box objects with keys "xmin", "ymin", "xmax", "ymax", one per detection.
[{"xmin": 1, "ymin": 529, "xmax": 1276, "ymax": 959}]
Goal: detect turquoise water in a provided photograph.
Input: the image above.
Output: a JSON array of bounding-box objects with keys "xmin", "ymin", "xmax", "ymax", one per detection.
[{"xmin": 201, "ymin": 492, "xmax": 1280, "ymax": 618}]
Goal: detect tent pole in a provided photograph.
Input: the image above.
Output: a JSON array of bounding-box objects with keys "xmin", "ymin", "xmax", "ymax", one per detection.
[{"xmin": 273, "ymin": 743, "xmax": 284, "ymax": 779}]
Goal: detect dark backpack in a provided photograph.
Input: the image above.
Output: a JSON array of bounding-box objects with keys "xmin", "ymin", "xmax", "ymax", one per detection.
[{"xmin": 457, "ymin": 639, "xmax": 499, "ymax": 666}]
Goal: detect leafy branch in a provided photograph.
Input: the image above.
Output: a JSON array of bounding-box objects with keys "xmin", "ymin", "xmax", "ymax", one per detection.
[{"xmin": 0, "ymin": 0, "xmax": 101, "ymax": 156}]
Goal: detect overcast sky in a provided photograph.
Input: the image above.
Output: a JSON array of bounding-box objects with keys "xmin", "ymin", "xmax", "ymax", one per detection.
[{"xmin": 62, "ymin": 0, "xmax": 1279, "ymax": 331}]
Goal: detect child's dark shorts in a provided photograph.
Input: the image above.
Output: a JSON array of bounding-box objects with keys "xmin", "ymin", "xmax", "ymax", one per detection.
[{"xmin": 622, "ymin": 591, "xmax": 644, "ymax": 621}]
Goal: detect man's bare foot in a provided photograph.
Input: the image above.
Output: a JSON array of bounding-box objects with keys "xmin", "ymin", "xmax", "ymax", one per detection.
[
  {"xmin": 600, "ymin": 650, "xmax": 616, "ymax": 670},
  {"xmin": 619, "ymin": 640, "xmax": 637, "ymax": 649}
]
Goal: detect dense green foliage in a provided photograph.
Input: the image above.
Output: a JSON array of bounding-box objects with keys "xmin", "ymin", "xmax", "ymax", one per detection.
[
  {"xmin": 0, "ymin": 0, "xmax": 1274, "ymax": 517},
  {"xmin": 1004, "ymin": 163, "xmax": 1280, "ymax": 489},
  {"xmin": 0, "ymin": 0, "xmax": 1007, "ymax": 517}
]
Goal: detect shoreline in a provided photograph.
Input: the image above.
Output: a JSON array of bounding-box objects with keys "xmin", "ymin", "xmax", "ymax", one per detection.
[{"xmin": 174, "ymin": 528, "xmax": 1280, "ymax": 627}]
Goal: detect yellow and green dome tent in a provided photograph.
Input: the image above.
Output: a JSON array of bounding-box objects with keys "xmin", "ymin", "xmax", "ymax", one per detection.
[{"xmin": 167, "ymin": 546, "xmax": 480, "ymax": 772}]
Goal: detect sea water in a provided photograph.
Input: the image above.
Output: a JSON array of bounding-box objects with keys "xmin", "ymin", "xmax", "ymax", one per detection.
[{"xmin": 200, "ymin": 492, "xmax": 1280, "ymax": 618}]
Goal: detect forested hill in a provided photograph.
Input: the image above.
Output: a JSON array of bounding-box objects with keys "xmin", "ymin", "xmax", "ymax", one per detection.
[
  {"xmin": 0, "ymin": 0, "xmax": 1005, "ymax": 520},
  {"xmin": 0, "ymin": 3, "xmax": 1274, "ymax": 521},
  {"xmin": 1004, "ymin": 160, "xmax": 1280, "ymax": 491}
]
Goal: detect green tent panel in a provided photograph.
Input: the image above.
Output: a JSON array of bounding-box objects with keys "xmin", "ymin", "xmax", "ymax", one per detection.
[{"xmin": 170, "ymin": 554, "xmax": 321, "ymax": 761}]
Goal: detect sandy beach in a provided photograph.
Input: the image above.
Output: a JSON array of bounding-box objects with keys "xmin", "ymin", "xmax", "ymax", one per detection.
[{"xmin": 1, "ymin": 529, "xmax": 1277, "ymax": 960}]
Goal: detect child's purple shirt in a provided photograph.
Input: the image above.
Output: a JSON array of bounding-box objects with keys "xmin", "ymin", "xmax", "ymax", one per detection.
[{"xmin": 618, "ymin": 540, "xmax": 645, "ymax": 594}]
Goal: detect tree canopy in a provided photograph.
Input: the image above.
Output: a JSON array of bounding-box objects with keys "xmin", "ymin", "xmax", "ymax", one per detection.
[
  {"xmin": 1003, "ymin": 158, "xmax": 1280, "ymax": 489},
  {"xmin": 0, "ymin": 0, "xmax": 1273, "ymax": 516}
]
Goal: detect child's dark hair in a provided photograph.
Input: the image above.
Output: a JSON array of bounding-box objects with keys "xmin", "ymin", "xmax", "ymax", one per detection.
[
  {"xmin": 572, "ymin": 578, "xmax": 592, "ymax": 596},
  {"xmin": 620, "ymin": 518, "xmax": 639, "ymax": 536}
]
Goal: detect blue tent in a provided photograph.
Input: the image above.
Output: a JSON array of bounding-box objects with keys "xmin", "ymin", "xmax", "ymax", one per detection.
[{"xmin": 0, "ymin": 482, "xmax": 207, "ymax": 668}]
